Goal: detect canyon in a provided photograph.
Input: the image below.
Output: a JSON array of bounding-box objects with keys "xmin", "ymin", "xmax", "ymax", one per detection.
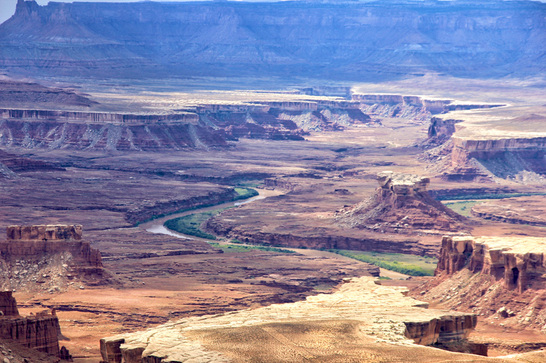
[
  {"xmin": 0, "ymin": 76, "xmax": 542, "ymax": 361},
  {"xmin": 0, "ymin": 1, "xmax": 544, "ymax": 361}
]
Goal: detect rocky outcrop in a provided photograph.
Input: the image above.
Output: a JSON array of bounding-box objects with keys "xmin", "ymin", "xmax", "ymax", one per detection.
[
  {"xmin": 0, "ymin": 225, "xmax": 110, "ymax": 291},
  {"xmin": 404, "ymin": 314, "xmax": 477, "ymax": 346},
  {"xmin": 425, "ymin": 118, "xmax": 463, "ymax": 147},
  {"xmin": 0, "ymin": 292, "xmax": 62, "ymax": 357},
  {"xmin": 413, "ymin": 235, "xmax": 546, "ymax": 332},
  {"xmin": 436, "ymin": 236, "xmax": 546, "ymax": 293},
  {"xmin": 335, "ymin": 172, "xmax": 468, "ymax": 234},
  {"xmin": 0, "ymin": 314, "xmax": 61, "ymax": 356},
  {"xmin": 2, "ymin": 0, "xmax": 543, "ymax": 80},
  {"xmin": 0, "ymin": 292, "xmax": 18, "ymax": 317},
  {"xmin": 100, "ymin": 277, "xmax": 478, "ymax": 362}
]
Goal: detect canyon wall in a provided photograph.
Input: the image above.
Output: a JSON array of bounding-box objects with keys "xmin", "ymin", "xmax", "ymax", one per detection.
[
  {"xmin": 1, "ymin": 0, "xmax": 543, "ymax": 80},
  {"xmin": 0, "ymin": 118, "xmax": 226, "ymax": 151},
  {"xmin": 436, "ymin": 236, "xmax": 546, "ymax": 294},
  {"xmin": 0, "ymin": 292, "xmax": 61, "ymax": 356},
  {"xmin": 414, "ymin": 236, "xmax": 546, "ymax": 332},
  {"xmin": 0, "ymin": 96, "xmax": 373, "ymax": 150},
  {"xmin": 451, "ymin": 136, "xmax": 546, "ymax": 176}
]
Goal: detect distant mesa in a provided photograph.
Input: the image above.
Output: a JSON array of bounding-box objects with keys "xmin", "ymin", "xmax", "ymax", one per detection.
[
  {"xmin": 423, "ymin": 114, "xmax": 546, "ymax": 183},
  {"xmin": 335, "ymin": 171, "xmax": 469, "ymax": 234},
  {"xmin": 0, "ymin": 0, "xmax": 543, "ymax": 80}
]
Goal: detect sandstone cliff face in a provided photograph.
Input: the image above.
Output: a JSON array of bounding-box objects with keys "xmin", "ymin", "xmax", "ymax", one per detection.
[
  {"xmin": 436, "ymin": 236, "xmax": 546, "ymax": 294},
  {"xmin": 451, "ymin": 136, "xmax": 546, "ymax": 177},
  {"xmin": 414, "ymin": 236, "xmax": 546, "ymax": 332},
  {"xmin": 100, "ymin": 277, "xmax": 478, "ymax": 362},
  {"xmin": 0, "ymin": 315, "xmax": 60, "ymax": 356},
  {"xmin": 1, "ymin": 0, "xmax": 543, "ymax": 80},
  {"xmin": 335, "ymin": 172, "xmax": 468, "ymax": 234},
  {"xmin": 0, "ymin": 292, "xmax": 61, "ymax": 357},
  {"xmin": 0, "ymin": 225, "xmax": 109, "ymax": 292},
  {"xmin": 0, "ymin": 292, "xmax": 18, "ymax": 317}
]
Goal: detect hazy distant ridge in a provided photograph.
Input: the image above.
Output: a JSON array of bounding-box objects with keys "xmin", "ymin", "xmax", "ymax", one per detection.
[{"xmin": 0, "ymin": 0, "xmax": 544, "ymax": 80}]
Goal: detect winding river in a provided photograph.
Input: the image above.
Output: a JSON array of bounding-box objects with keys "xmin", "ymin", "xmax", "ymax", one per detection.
[
  {"xmin": 139, "ymin": 189, "xmax": 280, "ymax": 241},
  {"xmin": 139, "ymin": 188, "xmax": 408, "ymax": 280}
]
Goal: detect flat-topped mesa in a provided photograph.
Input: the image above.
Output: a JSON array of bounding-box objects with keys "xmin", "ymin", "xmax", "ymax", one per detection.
[
  {"xmin": 437, "ymin": 236, "xmax": 546, "ymax": 293},
  {"xmin": 7, "ymin": 224, "xmax": 82, "ymax": 241},
  {"xmin": 0, "ymin": 224, "xmax": 110, "ymax": 291},
  {"xmin": 336, "ymin": 172, "xmax": 468, "ymax": 234},
  {"xmin": 451, "ymin": 135, "xmax": 546, "ymax": 174},
  {"xmin": 377, "ymin": 171, "xmax": 430, "ymax": 205},
  {"xmin": 0, "ymin": 109, "xmax": 199, "ymax": 125}
]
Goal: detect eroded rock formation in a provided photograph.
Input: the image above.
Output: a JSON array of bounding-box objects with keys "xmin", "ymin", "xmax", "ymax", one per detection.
[
  {"xmin": 0, "ymin": 225, "xmax": 110, "ymax": 292},
  {"xmin": 335, "ymin": 172, "xmax": 468, "ymax": 234},
  {"xmin": 0, "ymin": 292, "xmax": 62, "ymax": 357},
  {"xmin": 413, "ymin": 236, "xmax": 546, "ymax": 331},
  {"xmin": 100, "ymin": 277, "xmax": 478, "ymax": 362},
  {"xmin": 423, "ymin": 114, "xmax": 546, "ymax": 182},
  {"xmin": 436, "ymin": 236, "xmax": 546, "ymax": 294}
]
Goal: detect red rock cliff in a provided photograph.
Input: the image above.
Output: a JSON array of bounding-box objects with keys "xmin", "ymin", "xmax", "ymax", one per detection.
[{"xmin": 0, "ymin": 292, "xmax": 61, "ymax": 356}]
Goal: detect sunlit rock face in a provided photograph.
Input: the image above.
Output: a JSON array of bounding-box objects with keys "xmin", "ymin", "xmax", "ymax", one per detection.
[{"xmin": 0, "ymin": 0, "xmax": 544, "ymax": 80}]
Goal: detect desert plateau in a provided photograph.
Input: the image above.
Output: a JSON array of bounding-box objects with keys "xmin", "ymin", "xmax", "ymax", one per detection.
[{"xmin": 0, "ymin": 0, "xmax": 545, "ymax": 362}]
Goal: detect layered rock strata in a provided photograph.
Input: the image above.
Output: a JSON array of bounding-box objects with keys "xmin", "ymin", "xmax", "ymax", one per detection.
[
  {"xmin": 436, "ymin": 236, "xmax": 546, "ymax": 294},
  {"xmin": 0, "ymin": 110, "xmax": 225, "ymax": 151},
  {"xmin": 2, "ymin": 0, "xmax": 543, "ymax": 79},
  {"xmin": 0, "ymin": 292, "xmax": 61, "ymax": 356},
  {"xmin": 0, "ymin": 96, "xmax": 373, "ymax": 150},
  {"xmin": 0, "ymin": 225, "xmax": 109, "ymax": 291},
  {"xmin": 414, "ymin": 236, "xmax": 546, "ymax": 331},
  {"xmin": 451, "ymin": 135, "xmax": 546, "ymax": 177},
  {"xmin": 0, "ymin": 292, "xmax": 18, "ymax": 317},
  {"xmin": 100, "ymin": 277, "xmax": 477, "ymax": 362},
  {"xmin": 335, "ymin": 172, "xmax": 468, "ymax": 233}
]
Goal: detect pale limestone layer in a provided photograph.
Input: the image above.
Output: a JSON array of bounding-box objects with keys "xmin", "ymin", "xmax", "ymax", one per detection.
[{"xmin": 101, "ymin": 277, "xmax": 476, "ymax": 363}]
